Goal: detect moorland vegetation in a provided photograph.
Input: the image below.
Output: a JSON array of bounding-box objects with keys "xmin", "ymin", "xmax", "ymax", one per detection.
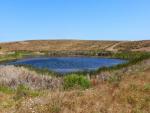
[{"xmin": 0, "ymin": 40, "xmax": 150, "ymax": 113}]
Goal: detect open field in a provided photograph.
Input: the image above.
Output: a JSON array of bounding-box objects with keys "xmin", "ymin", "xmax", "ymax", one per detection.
[{"xmin": 0, "ymin": 40, "xmax": 150, "ymax": 52}]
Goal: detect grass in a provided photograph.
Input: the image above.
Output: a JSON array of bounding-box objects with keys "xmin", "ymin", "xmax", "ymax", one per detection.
[
  {"xmin": 0, "ymin": 65, "xmax": 62, "ymax": 90},
  {"xmin": 0, "ymin": 85, "xmax": 41, "ymax": 99},
  {"xmin": 0, "ymin": 40, "xmax": 150, "ymax": 52},
  {"xmin": 15, "ymin": 64, "xmax": 59, "ymax": 76},
  {"xmin": 107, "ymin": 75, "xmax": 121, "ymax": 86},
  {"xmin": 14, "ymin": 84, "xmax": 41, "ymax": 100},
  {"xmin": 0, "ymin": 41, "xmax": 150, "ymax": 113},
  {"xmin": 114, "ymin": 40, "xmax": 150, "ymax": 51},
  {"xmin": 0, "ymin": 58, "xmax": 150, "ymax": 113},
  {"xmin": 0, "ymin": 86, "xmax": 15, "ymax": 94},
  {"xmin": 1, "ymin": 68, "xmax": 148, "ymax": 113},
  {"xmin": 63, "ymin": 74, "xmax": 91, "ymax": 90},
  {"xmin": 0, "ymin": 51, "xmax": 31, "ymax": 62},
  {"xmin": 143, "ymin": 83, "xmax": 150, "ymax": 91},
  {"xmin": 0, "ymin": 40, "xmax": 118, "ymax": 51}
]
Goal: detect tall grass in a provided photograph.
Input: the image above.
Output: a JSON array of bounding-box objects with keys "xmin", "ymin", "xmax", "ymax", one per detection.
[
  {"xmin": 14, "ymin": 84, "xmax": 41, "ymax": 100},
  {"xmin": 0, "ymin": 65, "xmax": 62, "ymax": 90},
  {"xmin": 15, "ymin": 64, "xmax": 59, "ymax": 76}
]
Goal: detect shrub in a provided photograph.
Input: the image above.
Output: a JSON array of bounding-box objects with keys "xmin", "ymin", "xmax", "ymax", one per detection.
[{"xmin": 63, "ymin": 74, "xmax": 91, "ymax": 90}]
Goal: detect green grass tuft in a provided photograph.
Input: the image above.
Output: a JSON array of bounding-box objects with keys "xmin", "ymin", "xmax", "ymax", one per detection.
[
  {"xmin": 63, "ymin": 74, "xmax": 91, "ymax": 90},
  {"xmin": 0, "ymin": 86, "xmax": 15, "ymax": 94}
]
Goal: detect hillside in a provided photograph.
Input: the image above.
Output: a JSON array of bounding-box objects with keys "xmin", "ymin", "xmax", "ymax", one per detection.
[
  {"xmin": 0, "ymin": 40, "xmax": 149, "ymax": 52},
  {"xmin": 0, "ymin": 40, "xmax": 118, "ymax": 52},
  {"xmin": 114, "ymin": 40, "xmax": 150, "ymax": 52}
]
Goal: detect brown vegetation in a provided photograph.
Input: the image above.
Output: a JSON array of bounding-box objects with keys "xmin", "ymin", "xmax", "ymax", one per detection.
[
  {"xmin": 0, "ymin": 59, "xmax": 150, "ymax": 113},
  {"xmin": 0, "ymin": 40, "xmax": 149, "ymax": 52},
  {"xmin": 114, "ymin": 40, "xmax": 150, "ymax": 52},
  {"xmin": 0, "ymin": 65, "xmax": 62, "ymax": 90},
  {"xmin": 0, "ymin": 40, "xmax": 118, "ymax": 52},
  {"xmin": 14, "ymin": 68, "xmax": 150, "ymax": 113}
]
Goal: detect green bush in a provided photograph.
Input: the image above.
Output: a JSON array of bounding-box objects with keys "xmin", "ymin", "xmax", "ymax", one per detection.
[{"xmin": 63, "ymin": 74, "xmax": 91, "ymax": 90}]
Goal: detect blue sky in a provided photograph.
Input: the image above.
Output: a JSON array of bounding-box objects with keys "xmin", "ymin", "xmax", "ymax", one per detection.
[{"xmin": 0, "ymin": 0, "xmax": 150, "ymax": 42}]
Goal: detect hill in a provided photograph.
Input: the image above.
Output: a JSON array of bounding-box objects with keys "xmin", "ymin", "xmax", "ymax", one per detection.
[
  {"xmin": 0, "ymin": 40, "xmax": 149, "ymax": 52},
  {"xmin": 0, "ymin": 40, "xmax": 117, "ymax": 52}
]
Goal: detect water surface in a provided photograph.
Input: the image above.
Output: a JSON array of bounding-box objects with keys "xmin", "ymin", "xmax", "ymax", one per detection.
[{"xmin": 8, "ymin": 57, "xmax": 126, "ymax": 73}]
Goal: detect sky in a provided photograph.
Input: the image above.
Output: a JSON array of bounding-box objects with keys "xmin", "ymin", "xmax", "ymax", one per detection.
[{"xmin": 0, "ymin": 0, "xmax": 150, "ymax": 42}]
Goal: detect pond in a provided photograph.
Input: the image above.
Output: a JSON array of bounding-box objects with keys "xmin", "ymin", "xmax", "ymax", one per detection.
[{"xmin": 7, "ymin": 57, "xmax": 126, "ymax": 73}]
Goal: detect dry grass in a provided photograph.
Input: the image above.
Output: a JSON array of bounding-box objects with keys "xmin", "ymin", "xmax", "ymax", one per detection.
[
  {"xmin": 0, "ymin": 59, "xmax": 150, "ymax": 113},
  {"xmin": 0, "ymin": 40, "xmax": 150, "ymax": 52},
  {"xmin": 4, "ymin": 68, "xmax": 149, "ymax": 113},
  {"xmin": 115, "ymin": 40, "xmax": 150, "ymax": 52},
  {"xmin": 96, "ymin": 58, "xmax": 150, "ymax": 81},
  {"xmin": 0, "ymin": 40, "xmax": 118, "ymax": 52},
  {"xmin": 0, "ymin": 65, "xmax": 62, "ymax": 90}
]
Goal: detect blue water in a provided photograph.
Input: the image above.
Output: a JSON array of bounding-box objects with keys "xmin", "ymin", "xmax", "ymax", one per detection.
[{"xmin": 8, "ymin": 57, "xmax": 126, "ymax": 73}]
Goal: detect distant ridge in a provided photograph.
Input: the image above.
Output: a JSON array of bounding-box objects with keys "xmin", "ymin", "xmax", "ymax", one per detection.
[{"xmin": 0, "ymin": 40, "xmax": 150, "ymax": 52}]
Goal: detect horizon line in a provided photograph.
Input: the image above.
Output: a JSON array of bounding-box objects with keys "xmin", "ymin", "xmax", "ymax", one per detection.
[{"xmin": 0, "ymin": 39, "xmax": 150, "ymax": 43}]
